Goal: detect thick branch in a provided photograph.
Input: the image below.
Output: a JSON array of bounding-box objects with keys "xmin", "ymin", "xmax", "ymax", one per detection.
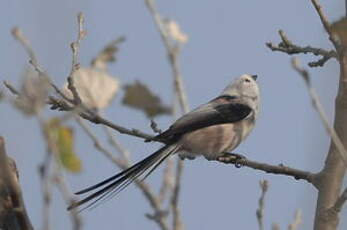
[{"xmin": 0, "ymin": 137, "xmax": 34, "ymax": 230}]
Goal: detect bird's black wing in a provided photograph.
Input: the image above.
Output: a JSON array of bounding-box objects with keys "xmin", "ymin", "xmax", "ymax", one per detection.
[{"xmin": 155, "ymin": 95, "xmax": 252, "ymax": 142}]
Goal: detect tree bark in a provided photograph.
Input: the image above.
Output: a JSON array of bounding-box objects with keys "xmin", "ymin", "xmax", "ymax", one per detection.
[
  {"xmin": 0, "ymin": 137, "xmax": 34, "ymax": 230},
  {"xmin": 313, "ymin": 54, "xmax": 347, "ymax": 230}
]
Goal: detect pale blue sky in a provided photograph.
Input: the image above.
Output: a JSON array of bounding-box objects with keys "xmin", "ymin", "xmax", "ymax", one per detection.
[{"xmin": 1, "ymin": 0, "xmax": 346, "ymax": 229}]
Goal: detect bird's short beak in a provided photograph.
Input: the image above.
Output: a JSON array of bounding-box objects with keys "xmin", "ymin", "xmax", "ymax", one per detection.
[{"xmin": 251, "ymin": 75, "xmax": 258, "ymax": 81}]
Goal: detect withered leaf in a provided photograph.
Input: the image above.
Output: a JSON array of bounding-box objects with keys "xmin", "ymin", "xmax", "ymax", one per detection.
[
  {"xmin": 122, "ymin": 80, "xmax": 171, "ymax": 118},
  {"xmin": 14, "ymin": 68, "xmax": 50, "ymax": 116},
  {"xmin": 47, "ymin": 118, "xmax": 82, "ymax": 173},
  {"xmin": 91, "ymin": 36, "xmax": 126, "ymax": 71},
  {"xmin": 62, "ymin": 67, "xmax": 120, "ymax": 110}
]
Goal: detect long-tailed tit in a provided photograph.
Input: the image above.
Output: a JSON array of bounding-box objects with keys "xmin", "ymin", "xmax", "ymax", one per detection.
[{"xmin": 67, "ymin": 74, "xmax": 260, "ymax": 211}]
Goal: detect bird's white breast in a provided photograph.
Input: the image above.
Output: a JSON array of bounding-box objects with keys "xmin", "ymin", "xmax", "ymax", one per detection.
[{"xmin": 178, "ymin": 118, "xmax": 254, "ymax": 160}]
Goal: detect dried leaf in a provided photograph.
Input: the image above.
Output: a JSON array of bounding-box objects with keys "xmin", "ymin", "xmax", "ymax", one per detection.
[
  {"xmin": 0, "ymin": 90, "xmax": 4, "ymax": 102},
  {"xmin": 47, "ymin": 119, "xmax": 82, "ymax": 173},
  {"xmin": 122, "ymin": 81, "xmax": 171, "ymax": 118},
  {"xmin": 14, "ymin": 68, "xmax": 50, "ymax": 116},
  {"xmin": 91, "ymin": 37, "xmax": 125, "ymax": 70},
  {"xmin": 331, "ymin": 17, "xmax": 347, "ymax": 48},
  {"xmin": 62, "ymin": 67, "xmax": 120, "ymax": 110},
  {"xmin": 165, "ymin": 20, "xmax": 188, "ymax": 44}
]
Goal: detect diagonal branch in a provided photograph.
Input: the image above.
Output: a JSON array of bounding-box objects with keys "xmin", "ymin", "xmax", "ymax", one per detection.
[
  {"xmin": 310, "ymin": 0, "xmax": 342, "ymax": 52},
  {"xmin": 291, "ymin": 58, "xmax": 347, "ymax": 166},
  {"xmin": 330, "ymin": 187, "xmax": 347, "ymax": 213},
  {"xmin": 75, "ymin": 118, "xmax": 169, "ymax": 230}
]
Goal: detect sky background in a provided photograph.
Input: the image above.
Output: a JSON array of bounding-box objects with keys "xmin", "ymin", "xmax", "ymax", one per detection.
[{"xmin": 1, "ymin": 0, "xmax": 346, "ymax": 230}]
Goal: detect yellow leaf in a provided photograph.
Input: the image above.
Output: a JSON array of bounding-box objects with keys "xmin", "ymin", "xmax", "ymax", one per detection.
[{"xmin": 47, "ymin": 119, "xmax": 82, "ymax": 173}]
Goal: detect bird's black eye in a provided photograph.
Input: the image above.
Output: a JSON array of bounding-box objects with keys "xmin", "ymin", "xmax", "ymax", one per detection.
[{"xmin": 245, "ymin": 79, "xmax": 251, "ymax": 83}]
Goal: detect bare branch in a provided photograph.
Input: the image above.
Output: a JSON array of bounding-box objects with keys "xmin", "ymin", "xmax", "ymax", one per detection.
[
  {"xmin": 3, "ymin": 81, "xmax": 19, "ymax": 96},
  {"xmin": 144, "ymin": 2, "xmax": 189, "ymax": 230},
  {"xmin": 145, "ymin": 0, "xmax": 189, "ymax": 114},
  {"xmin": 75, "ymin": 117, "xmax": 169, "ymax": 230},
  {"xmin": 266, "ymin": 30, "xmax": 337, "ymax": 67},
  {"xmin": 256, "ymin": 180, "xmax": 269, "ymax": 230},
  {"xmin": 37, "ymin": 115, "xmax": 54, "ymax": 230},
  {"xmin": 292, "ymin": 58, "xmax": 347, "ymax": 166},
  {"xmin": 216, "ymin": 154, "xmax": 317, "ymax": 185},
  {"xmin": 48, "ymin": 96, "xmax": 156, "ymax": 140},
  {"xmin": 67, "ymin": 12, "xmax": 86, "ymax": 105},
  {"xmin": 11, "ymin": 27, "xmax": 39, "ymax": 68},
  {"xmin": 288, "ymin": 210, "xmax": 302, "ymax": 230},
  {"xmin": 103, "ymin": 126, "xmax": 131, "ymax": 163},
  {"xmin": 331, "ymin": 187, "xmax": 347, "ymax": 213},
  {"xmin": 158, "ymin": 157, "xmax": 174, "ymax": 204},
  {"xmin": 310, "ymin": 0, "xmax": 341, "ymax": 52},
  {"xmin": 53, "ymin": 173, "xmax": 82, "ymax": 230}
]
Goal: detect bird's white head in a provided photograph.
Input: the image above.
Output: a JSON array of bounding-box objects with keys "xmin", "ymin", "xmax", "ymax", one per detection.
[{"xmin": 221, "ymin": 74, "xmax": 260, "ymax": 113}]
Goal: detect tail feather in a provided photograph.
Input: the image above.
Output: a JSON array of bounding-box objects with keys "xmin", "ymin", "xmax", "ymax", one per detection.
[
  {"xmin": 67, "ymin": 144, "xmax": 180, "ymax": 211},
  {"xmin": 74, "ymin": 148, "xmax": 160, "ymax": 195}
]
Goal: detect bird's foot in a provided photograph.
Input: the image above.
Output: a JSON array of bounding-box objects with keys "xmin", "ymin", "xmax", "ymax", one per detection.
[{"xmin": 217, "ymin": 152, "xmax": 247, "ymax": 168}]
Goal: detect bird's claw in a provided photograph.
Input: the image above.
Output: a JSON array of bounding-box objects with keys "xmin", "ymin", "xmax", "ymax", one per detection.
[{"xmin": 217, "ymin": 152, "xmax": 247, "ymax": 168}]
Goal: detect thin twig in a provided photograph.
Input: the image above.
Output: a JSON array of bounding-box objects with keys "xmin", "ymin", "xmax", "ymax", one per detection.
[
  {"xmin": 292, "ymin": 57, "xmax": 347, "ymax": 167},
  {"xmin": 145, "ymin": 0, "xmax": 189, "ymax": 114},
  {"xmin": 75, "ymin": 117, "xmax": 169, "ymax": 230},
  {"xmin": 3, "ymin": 81, "xmax": 19, "ymax": 95},
  {"xmin": 11, "ymin": 27, "xmax": 39, "ymax": 68},
  {"xmin": 266, "ymin": 30, "xmax": 337, "ymax": 67},
  {"xmin": 144, "ymin": 2, "xmax": 189, "ymax": 229},
  {"xmin": 53, "ymin": 171, "xmax": 82, "ymax": 230},
  {"xmin": 288, "ymin": 209, "xmax": 302, "ymax": 230},
  {"xmin": 37, "ymin": 114, "xmax": 53, "ymax": 230},
  {"xmin": 48, "ymin": 96, "xmax": 156, "ymax": 140},
  {"xmin": 67, "ymin": 12, "xmax": 86, "ymax": 105},
  {"xmin": 331, "ymin": 187, "xmax": 347, "ymax": 213},
  {"xmin": 11, "ymin": 26, "xmax": 76, "ymax": 105},
  {"xmin": 103, "ymin": 126, "xmax": 132, "ymax": 163},
  {"xmin": 158, "ymin": 157, "xmax": 174, "ymax": 204},
  {"xmin": 310, "ymin": 0, "xmax": 341, "ymax": 52},
  {"xmin": 256, "ymin": 180, "xmax": 269, "ymax": 230}
]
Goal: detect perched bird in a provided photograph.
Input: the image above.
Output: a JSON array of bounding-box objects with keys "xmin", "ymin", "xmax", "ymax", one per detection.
[{"xmin": 67, "ymin": 74, "xmax": 260, "ymax": 211}]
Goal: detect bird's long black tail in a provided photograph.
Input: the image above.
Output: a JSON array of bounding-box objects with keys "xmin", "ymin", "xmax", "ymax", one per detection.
[{"xmin": 67, "ymin": 143, "xmax": 180, "ymax": 211}]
